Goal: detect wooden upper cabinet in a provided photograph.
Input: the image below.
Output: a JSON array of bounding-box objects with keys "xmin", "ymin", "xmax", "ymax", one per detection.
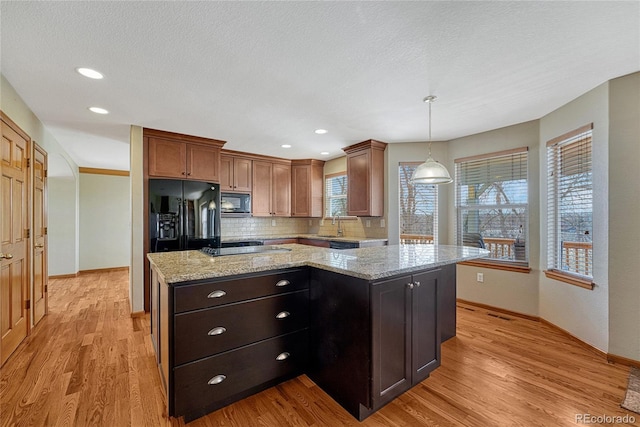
[
  {"xmin": 145, "ymin": 128, "xmax": 225, "ymax": 182},
  {"xmin": 220, "ymin": 154, "xmax": 252, "ymax": 192},
  {"xmin": 343, "ymin": 140, "xmax": 387, "ymax": 217},
  {"xmin": 291, "ymin": 159, "xmax": 324, "ymax": 217},
  {"xmin": 252, "ymin": 160, "xmax": 291, "ymax": 217}
]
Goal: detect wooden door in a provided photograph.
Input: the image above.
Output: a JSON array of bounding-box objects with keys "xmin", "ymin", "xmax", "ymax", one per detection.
[
  {"xmin": 148, "ymin": 137, "xmax": 186, "ymax": 178},
  {"xmin": 291, "ymin": 164, "xmax": 310, "ymax": 217},
  {"xmin": 411, "ymin": 269, "xmax": 440, "ymax": 384},
  {"xmin": 233, "ymin": 158, "xmax": 252, "ymax": 192},
  {"xmin": 272, "ymin": 163, "xmax": 291, "ymax": 216},
  {"xmin": 252, "ymin": 161, "xmax": 272, "ymax": 216},
  {"xmin": 33, "ymin": 144, "xmax": 47, "ymax": 326},
  {"xmin": 186, "ymin": 143, "xmax": 220, "ymax": 182},
  {"xmin": 1, "ymin": 112, "xmax": 30, "ymax": 366},
  {"xmin": 371, "ymin": 275, "xmax": 412, "ymax": 410}
]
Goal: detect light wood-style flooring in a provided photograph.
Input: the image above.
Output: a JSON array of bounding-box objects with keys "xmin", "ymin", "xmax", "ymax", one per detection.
[{"xmin": 1, "ymin": 270, "xmax": 638, "ymax": 426}]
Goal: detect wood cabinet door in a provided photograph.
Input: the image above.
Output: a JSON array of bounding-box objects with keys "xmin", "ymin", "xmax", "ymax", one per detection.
[
  {"xmin": 371, "ymin": 275, "xmax": 412, "ymax": 409},
  {"xmin": 148, "ymin": 137, "xmax": 186, "ymax": 178},
  {"xmin": 32, "ymin": 144, "xmax": 48, "ymax": 326},
  {"xmin": 220, "ymin": 155, "xmax": 234, "ymax": 191},
  {"xmin": 252, "ymin": 161, "xmax": 272, "ymax": 216},
  {"xmin": 347, "ymin": 150, "xmax": 370, "ymax": 216},
  {"xmin": 1, "ymin": 113, "xmax": 30, "ymax": 366},
  {"xmin": 271, "ymin": 163, "xmax": 291, "ymax": 216},
  {"xmin": 233, "ymin": 157, "xmax": 252, "ymax": 192},
  {"xmin": 291, "ymin": 164, "xmax": 310, "ymax": 217},
  {"xmin": 186, "ymin": 144, "xmax": 220, "ymax": 182},
  {"xmin": 411, "ymin": 269, "xmax": 440, "ymax": 384}
]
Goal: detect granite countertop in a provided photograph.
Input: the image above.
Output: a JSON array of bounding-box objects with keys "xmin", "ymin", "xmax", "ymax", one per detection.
[
  {"xmin": 221, "ymin": 234, "xmax": 388, "ymax": 244},
  {"xmin": 147, "ymin": 244, "xmax": 489, "ymax": 284}
]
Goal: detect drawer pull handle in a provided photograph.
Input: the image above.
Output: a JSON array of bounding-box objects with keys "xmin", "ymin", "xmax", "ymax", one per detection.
[
  {"xmin": 208, "ymin": 327, "xmax": 226, "ymax": 336},
  {"xmin": 207, "ymin": 290, "xmax": 226, "ymax": 299},
  {"xmin": 276, "ymin": 311, "xmax": 290, "ymax": 319},
  {"xmin": 276, "ymin": 352, "xmax": 290, "ymax": 361},
  {"xmin": 208, "ymin": 375, "xmax": 226, "ymax": 385},
  {"xmin": 275, "ymin": 280, "xmax": 290, "ymax": 287}
]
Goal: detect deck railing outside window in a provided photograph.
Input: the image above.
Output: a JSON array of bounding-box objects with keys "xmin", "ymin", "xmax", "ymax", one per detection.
[
  {"xmin": 400, "ymin": 234, "xmax": 434, "ymax": 244},
  {"xmin": 561, "ymin": 241, "xmax": 592, "ymax": 276}
]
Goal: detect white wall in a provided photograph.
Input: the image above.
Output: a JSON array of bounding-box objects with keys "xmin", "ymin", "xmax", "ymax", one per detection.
[
  {"xmin": 386, "ymin": 142, "xmax": 449, "ymax": 245},
  {"xmin": 1, "ymin": 74, "xmax": 80, "ymax": 277},
  {"xmin": 539, "ymin": 82, "xmax": 610, "ymax": 352},
  {"xmin": 608, "ymin": 72, "xmax": 640, "ymax": 361},
  {"xmin": 79, "ymin": 173, "xmax": 131, "ymax": 270},
  {"xmin": 447, "ymin": 121, "xmax": 541, "ymax": 316}
]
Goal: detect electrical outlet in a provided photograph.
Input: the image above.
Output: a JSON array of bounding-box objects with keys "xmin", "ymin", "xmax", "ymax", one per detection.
[
  {"xmin": 271, "ymin": 219, "xmax": 276, "ymax": 227},
  {"xmin": 380, "ymin": 219, "xmax": 385, "ymax": 228},
  {"xmin": 365, "ymin": 220, "xmax": 371, "ymax": 228},
  {"xmin": 477, "ymin": 273, "xmax": 484, "ymax": 283}
]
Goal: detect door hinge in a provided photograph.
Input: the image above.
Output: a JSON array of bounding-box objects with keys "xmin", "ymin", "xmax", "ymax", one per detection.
[
  {"xmin": 45, "ymin": 285, "xmax": 48, "ymax": 293},
  {"xmin": 44, "ymin": 227, "xmax": 48, "ymax": 235},
  {"xmin": 26, "ymin": 158, "xmax": 31, "ymax": 168},
  {"xmin": 44, "ymin": 170, "xmax": 48, "ymax": 178},
  {"xmin": 25, "ymin": 300, "xmax": 31, "ymax": 310},
  {"xmin": 25, "ymin": 229, "xmax": 31, "ymax": 239}
]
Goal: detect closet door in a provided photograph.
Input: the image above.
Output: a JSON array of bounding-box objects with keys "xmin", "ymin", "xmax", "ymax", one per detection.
[
  {"xmin": 33, "ymin": 143, "xmax": 48, "ymax": 326},
  {"xmin": 1, "ymin": 112, "xmax": 30, "ymax": 366}
]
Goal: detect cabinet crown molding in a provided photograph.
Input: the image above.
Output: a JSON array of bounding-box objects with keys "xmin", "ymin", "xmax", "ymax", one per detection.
[
  {"xmin": 143, "ymin": 127, "xmax": 226, "ymax": 148},
  {"xmin": 342, "ymin": 139, "xmax": 387, "ymax": 154}
]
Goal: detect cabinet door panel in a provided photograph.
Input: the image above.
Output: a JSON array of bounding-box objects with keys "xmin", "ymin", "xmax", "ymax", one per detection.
[
  {"xmin": 252, "ymin": 161, "xmax": 272, "ymax": 216},
  {"xmin": 347, "ymin": 150, "xmax": 370, "ymax": 216},
  {"xmin": 219, "ymin": 155, "xmax": 234, "ymax": 190},
  {"xmin": 291, "ymin": 165, "xmax": 309, "ymax": 217},
  {"xmin": 272, "ymin": 163, "xmax": 291, "ymax": 216},
  {"xmin": 148, "ymin": 138, "xmax": 186, "ymax": 178},
  {"xmin": 187, "ymin": 144, "xmax": 220, "ymax": 182},
  {"xmin": 174, "ymin": 290, "xmax": 309, "ymax": 365},
  {"xmin": 371, "ymin": 275, "xmax": 411, "ymax": 409},
  {"xmin": 233, "ymin": 158, "xmax": 252, "ymax": 192},
  {"xmin": 411, "ymin": 269, "xmax": 440, "ymax": 383}
]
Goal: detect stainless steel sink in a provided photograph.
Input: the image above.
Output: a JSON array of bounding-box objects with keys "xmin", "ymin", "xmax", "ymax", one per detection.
[{"xmin": 316, "ymin": 234, "xmax": 338, "ymax": 238}]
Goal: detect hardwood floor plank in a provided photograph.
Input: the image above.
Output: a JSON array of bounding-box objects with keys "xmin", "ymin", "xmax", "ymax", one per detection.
[{"xmin": 1, "ymin": 271, "xmax": 638, "ymax": 426}]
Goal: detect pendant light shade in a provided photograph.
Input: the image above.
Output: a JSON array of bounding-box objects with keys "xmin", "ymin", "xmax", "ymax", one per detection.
[{"xmin": 410, "ymin": 96, "xmax": 453, "ymax": 185}]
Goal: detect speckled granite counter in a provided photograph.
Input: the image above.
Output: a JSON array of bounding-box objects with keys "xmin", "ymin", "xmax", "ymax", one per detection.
[{"xmin": 147, "ymin": 243, "xmax": 489, "ymax": 284}]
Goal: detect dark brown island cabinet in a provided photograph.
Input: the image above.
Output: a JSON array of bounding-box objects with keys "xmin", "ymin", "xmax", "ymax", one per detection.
[{"xmin": 149, "ymin": 263, "xmax": 456, "ymax": 423}]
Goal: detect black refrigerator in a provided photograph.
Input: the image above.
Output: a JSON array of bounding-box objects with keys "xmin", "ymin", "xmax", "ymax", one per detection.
[{"xmin": 149, "ymin": 179, "xmax": 221, "ymax": 252}]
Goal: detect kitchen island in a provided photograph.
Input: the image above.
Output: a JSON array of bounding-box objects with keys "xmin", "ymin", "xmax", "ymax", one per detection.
[{"xmin": 148, "ymin": 244, "xmax": 488, "ymax": 422}]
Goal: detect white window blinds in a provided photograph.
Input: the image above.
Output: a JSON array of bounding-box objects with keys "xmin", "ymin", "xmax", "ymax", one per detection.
[
  {"xmin": 455, "ymin": 148, "xmax": 529, "ymax": 263},
  {"xmin": 325, "ymin": 173, "xmax": 347, "ymax": 217},
  {"xmin": 399, "ymin": 162, "xmax": 438, "ymax": 244},
  {"xmin": 546, "ymin": 124, "xmax": 593, "ymax": 279}
]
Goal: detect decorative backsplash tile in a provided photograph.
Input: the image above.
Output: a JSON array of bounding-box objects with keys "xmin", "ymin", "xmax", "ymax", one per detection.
[{"xmin": 221, "ymin": 216, "xmax": 387, "ymax": 239}]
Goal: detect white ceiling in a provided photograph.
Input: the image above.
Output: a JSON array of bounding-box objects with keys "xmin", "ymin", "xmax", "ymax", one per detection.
[{"xmin": 2, "ymin": 1, "xmax": 639, "ymax": 172}]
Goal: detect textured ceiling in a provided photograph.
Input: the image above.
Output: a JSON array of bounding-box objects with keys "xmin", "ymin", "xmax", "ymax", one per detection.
[{"xmin": 1, "ymin": 1, "xmax": 639, "ymax": 173}]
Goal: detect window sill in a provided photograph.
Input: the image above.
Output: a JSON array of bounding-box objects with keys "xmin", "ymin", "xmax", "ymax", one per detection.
[
  {"xmin": 457, "ymin": 259, "xmax": 531, "ymax": 274},
  {"xmin": 544, "ymin": 270, "xmax": 594, "ymax": 290}
]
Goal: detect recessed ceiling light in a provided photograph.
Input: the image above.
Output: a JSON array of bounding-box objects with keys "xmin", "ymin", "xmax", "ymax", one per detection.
[
  {"xmin": 76, "ymin": 67, "xmax": 104, "ymax": 79},
  {"xmin": 89, "ymin": 107, "xmax": 109, "ymax": 115},
  {"xmin": 320, "ymin": 152, "xmax": 330, "ymax": 155},
  {"xmin": 314, "ymin": 129, "xmax": 328, "ymax": 134},
  {"xmin": 281, "ymin": 144, "xmax": 292, "ymax": 148}
]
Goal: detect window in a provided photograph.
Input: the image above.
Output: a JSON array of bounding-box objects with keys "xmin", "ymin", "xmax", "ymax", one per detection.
[
  {"xmin": 455, "ymin": 148, "xmax": 529, "ymax": 266},
  {"xmin": 546, "ymin": 124, "xmax": 593, "ymax": 288},
  {"xmin": 325, "ymin": 173, "xmax": 347, "ymax": 217},
  {"xmin": 399, "ymin": 162, "xmax": 438, "ymax": 244}
]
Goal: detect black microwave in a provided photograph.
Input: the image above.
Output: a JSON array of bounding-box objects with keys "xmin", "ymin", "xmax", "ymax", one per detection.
[{"xmin": 221, "ymin": 193, "xmax": 251, "ymax": 215}]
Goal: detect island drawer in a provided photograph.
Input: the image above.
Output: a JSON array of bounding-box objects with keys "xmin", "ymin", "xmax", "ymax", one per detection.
[
  {"xmin": 174, "ymin": 290, "xmax": 309, "ymax": 365},
  {"xmin": 174, "ymin": 268, "xmax": 308, "ymax": 313},
  {"xmin": 173, "ymin": 329, "xmax": 308, "ymax": 417}
]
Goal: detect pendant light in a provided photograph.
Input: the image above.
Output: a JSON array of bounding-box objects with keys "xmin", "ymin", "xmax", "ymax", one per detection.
[{"xmin": 410, "ymin": 95, "xmax": 453, "ymax": 185}]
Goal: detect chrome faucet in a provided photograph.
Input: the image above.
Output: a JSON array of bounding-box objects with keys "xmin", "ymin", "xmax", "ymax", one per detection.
[{"xmin": 332, "ymin": 214, "xmax": 344, "ymax": 237}]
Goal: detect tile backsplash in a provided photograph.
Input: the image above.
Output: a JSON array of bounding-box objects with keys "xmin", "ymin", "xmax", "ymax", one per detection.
[{"xmin": 221, "ymin": 216, "xmax": 387, "ymax": 239}]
